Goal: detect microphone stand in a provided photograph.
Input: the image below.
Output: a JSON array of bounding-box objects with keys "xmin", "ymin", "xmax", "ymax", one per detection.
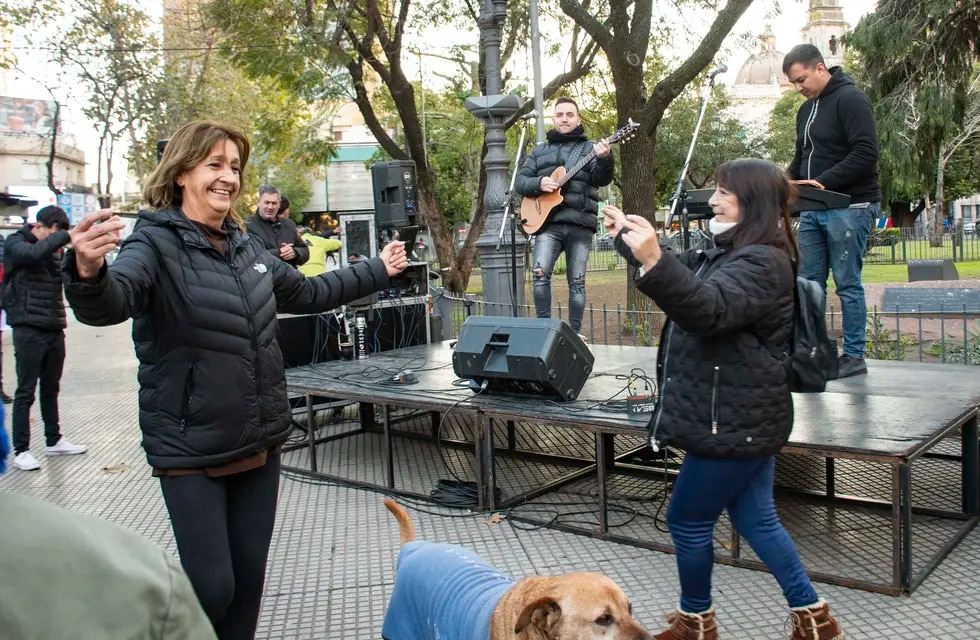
[
  {"xmin": 496, "ymin": 116, "xmax": 533, "ymax": 318},
  {"xmin": 665, "ymin": 72, "xmax": 720, "ymax": 251}
]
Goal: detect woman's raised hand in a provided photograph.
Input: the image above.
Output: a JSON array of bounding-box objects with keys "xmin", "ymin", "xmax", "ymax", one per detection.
[
  {"xmin": 619, "ymin": 214, "xmax": 663, "ymax": 270},
  {"xmin": 69, "ymin": 210, "xmax": 127, "ymax": 279}
]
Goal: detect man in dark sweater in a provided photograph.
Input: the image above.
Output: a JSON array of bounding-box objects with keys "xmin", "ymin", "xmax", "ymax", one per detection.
[
  {"xmin": 245, "ymin": 185, "xmax": 309, "ymax": 267},
  {"xmin": 3, "ymin": 206, "xmax": 87, "ymax": 471},
  {"xmin": 514, "ymin": 97, "xmax": 613, "ymax": 335},
  {"xmin": 784, "ymin": 44, "xmax": 881, "ymax": 378}
]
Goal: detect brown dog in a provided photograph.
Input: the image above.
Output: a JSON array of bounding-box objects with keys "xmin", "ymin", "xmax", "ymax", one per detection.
[{"xmin": 382, "ymin": 498, "xmax": 652, "ymax": 640}]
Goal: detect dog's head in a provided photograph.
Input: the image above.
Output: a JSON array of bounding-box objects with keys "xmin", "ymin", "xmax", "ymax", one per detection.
[{"xmin": 513, "ymin": 573, "xmax": 651, "ymax": 640}]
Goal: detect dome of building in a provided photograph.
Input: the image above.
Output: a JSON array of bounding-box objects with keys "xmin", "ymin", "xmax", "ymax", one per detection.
[{"xmin": 735, "ymin": 25, "xmax": 791, "ymax": 87}]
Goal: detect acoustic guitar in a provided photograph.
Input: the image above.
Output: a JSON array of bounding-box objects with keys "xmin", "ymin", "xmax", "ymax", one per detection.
[{"xmin": 520, "ymin": 119, "xmax": 640, "ymax": 235}]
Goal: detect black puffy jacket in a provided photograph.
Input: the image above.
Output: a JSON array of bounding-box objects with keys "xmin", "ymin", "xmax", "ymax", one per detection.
[
  {"xmin": 635, "ymin": 240, "xmax": 796, "ymax": 459},
  {"xmin": 514, "ymin": 136, "xmax": 614, "ymax": 231},
  {"xmin": 63, "ymin": 209, "xmax": 389, "ymax": 470},
  {"xmin": 3, "ymin": 225, "xmax": 70, "ymax": 330}
]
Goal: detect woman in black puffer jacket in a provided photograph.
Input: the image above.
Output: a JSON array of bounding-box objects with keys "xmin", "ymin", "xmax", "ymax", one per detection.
[
  {"xmin": 63, "ymin": 121, "xmax": 409, "ymax": 640},
  {"xmin": 606, "ymin": 159, "xmax": 844, "ymax": 640}
]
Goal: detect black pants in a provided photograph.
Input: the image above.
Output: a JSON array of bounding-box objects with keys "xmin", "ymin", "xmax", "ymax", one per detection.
[
  {"xmin": 160, "ymin": 454, "xmax": 281, "ymax": 640},
  {"xmin": 12, "ymin": 326, "xmax": 65, "ymax": 454}
]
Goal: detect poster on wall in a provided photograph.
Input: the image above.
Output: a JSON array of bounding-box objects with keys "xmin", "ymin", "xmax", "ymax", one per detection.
[{"xmin": 0, "ymin": 96, "xmax": 58, "ymax": 134}]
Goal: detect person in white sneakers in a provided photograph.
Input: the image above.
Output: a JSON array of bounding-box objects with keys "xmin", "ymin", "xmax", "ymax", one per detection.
[{"xmin": 3, "ymin": 206, "xmax": 88, "ymax": 471}]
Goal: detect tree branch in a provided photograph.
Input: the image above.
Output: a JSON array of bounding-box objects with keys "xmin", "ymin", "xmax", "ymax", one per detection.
[
  {"xmin": 559, "ymin": 0, "xmax": 613, "ymax": 50},
  {"xmin": 346, "ymin": 59, "xmax": 406, "ymax": 160}
]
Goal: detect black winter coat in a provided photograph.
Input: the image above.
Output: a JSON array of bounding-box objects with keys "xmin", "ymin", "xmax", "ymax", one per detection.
[
  {"xmin": 245, "ymin": 214, "xmax": 310, "ymax": 267},
  {"xmin": 3, "ymin": 225, "xmax": 70, "ymax": 330},
  {"xmin": 63, "ymin": 209, "xmax": 390, "ymax": 470},
  {"xmin": 636, "ymin": 240, "xmax": 796, "ymax": 459},
  {"xmin": 514, "ymin": 136, "xmax": 614, "ymax": 231},
  {"xmin": 787, "ymin": 67, "xmax": 881, "ymax": 204}
]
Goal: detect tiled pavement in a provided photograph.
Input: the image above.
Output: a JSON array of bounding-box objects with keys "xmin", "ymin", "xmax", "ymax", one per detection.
[{"xmin": 1, "ymin": 316, "xmax": 978, "ymax": 639}]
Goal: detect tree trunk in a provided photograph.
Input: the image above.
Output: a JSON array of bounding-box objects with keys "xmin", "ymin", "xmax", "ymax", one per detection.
[
  {"xmin": 46, "ymin": 102, "xmax": 62, "ymax": 195},
  {"xmin": 929, "ymin": 142, "xmax": 945, "ymax": 247}
]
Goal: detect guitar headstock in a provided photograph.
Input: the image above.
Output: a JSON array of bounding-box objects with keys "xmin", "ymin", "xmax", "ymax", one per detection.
[{"xmin": 607, "ymin": 118, "xmax": 641, "ymax": 145}]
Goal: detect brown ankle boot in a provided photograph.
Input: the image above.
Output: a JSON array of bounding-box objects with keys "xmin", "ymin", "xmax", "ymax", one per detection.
[
  {"xmin": 788, "ymin": 601, "xmax": 844, "ymax": 639},
  {"xmin": 654, "ymin": 608, "xmax": 718, "ymax": 640}
]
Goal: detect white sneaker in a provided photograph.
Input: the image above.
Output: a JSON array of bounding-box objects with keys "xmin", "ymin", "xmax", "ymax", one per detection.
[
  {"xmin": 45, "ymin": 438, "xmax": 88, "ymax": 456},
  {"xmin": 13, "ymin": 451, "xmax": 41, "ymax": 471}
]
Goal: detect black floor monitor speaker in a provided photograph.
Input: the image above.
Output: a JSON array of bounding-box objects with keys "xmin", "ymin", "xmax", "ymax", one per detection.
[{"xmin": 452, "ymin": 317, "xmax": 594, "ymax": 401}]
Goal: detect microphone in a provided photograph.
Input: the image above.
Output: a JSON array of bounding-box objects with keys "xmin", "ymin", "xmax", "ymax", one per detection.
[
  {"xmin": 517, "ymin": 110, "xmax": 538, "ymax": 121},
  {"xmin": 707, "ymin": 64, "xmax": 728, "ymax": 79}
]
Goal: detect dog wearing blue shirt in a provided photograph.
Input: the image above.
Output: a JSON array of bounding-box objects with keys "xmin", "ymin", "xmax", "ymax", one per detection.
[{"xmin": 381, "ymin": 499, "xmax": 652, "ymax": 640}]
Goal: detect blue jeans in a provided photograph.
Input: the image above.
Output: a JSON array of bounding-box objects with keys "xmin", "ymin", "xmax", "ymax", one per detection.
[
  {"xmin": 798, "ymin": 205, "xmax": 878, "ymax": 357},
  {"xmin": 667, "ymin": 454, "xmax": 820, "ymax": 613},
  {"xmin": 531, "ymin": 223, "xmax": 593, "ymax": 331}
]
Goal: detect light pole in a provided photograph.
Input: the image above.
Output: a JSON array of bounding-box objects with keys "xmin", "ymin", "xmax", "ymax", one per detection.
[{"xmin": 465, "ymin": 0, "xmax": 527, "ymax": 316}]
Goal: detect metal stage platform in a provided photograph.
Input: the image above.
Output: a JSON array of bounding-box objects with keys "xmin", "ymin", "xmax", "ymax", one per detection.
[{"xmin": 283, "ymin": 342, "xmax": 980, "ymax": 595}]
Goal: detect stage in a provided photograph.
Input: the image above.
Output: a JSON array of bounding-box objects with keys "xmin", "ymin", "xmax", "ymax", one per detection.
[{"xmin": 284, "ymin": 342, "xmax": 980, "ymax": 595}]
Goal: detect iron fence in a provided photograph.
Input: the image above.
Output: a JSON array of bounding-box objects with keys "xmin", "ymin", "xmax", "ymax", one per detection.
[{"xmin": 430, "ymin": 287, "xmax": 980, "ymax": 365}]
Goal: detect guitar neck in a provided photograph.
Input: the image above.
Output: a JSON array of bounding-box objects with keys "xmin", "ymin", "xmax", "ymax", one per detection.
[{"xmin": 556, "ymin": 146, "xmax": 601, "ymax": 188}]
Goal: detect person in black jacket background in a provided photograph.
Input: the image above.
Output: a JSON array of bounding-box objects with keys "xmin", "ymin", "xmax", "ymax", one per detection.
[
  {"xmin": 514, "ymin": 97, "xmax": 613, "ymax": 334},
  {"xmin": 4, "ymin": 206, "xmax": 88, "ymax": 472},
  {"xmin": 605, "ymin": 159, "xmax": 844, "ymax": 640},
  {"xmin": 0, "ymin": 237, "xmax": 11, "ymax": 404},
  {"xmin": 784, "ymin": 44, "xmax": 881, "ymax": 379},
  {"xmin": 245, "ymin": 185, "xmax": 309, "ymax": 268},
  {"xmin": 63, "ymin": 121, "xmax": 408, "ymax": 640}
]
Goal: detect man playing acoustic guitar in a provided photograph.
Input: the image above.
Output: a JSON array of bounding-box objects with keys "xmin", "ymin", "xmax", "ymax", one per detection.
[{"xmin": 515, "ymin": 97, "xmax": 614, "ymax": 337}]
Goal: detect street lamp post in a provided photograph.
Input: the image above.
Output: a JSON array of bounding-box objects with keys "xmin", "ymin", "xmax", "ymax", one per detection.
[{"xmin": 465, "ymin": 0, "xmax": 527, "ymax": 317}]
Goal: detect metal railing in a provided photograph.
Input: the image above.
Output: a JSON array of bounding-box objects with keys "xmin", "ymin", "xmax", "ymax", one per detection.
[{"xmin": 430, "ymin": 287, "xmax": 980, "ymax": 365}]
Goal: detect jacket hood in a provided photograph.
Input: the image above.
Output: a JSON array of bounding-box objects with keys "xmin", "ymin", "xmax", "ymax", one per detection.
[
  {"xmin": 136, "ymin": 208, "xmax": 239, "ymax": 232},
  {"xmin": 817, "ymin": 66, "xmax": 855, "ymax": 100}
]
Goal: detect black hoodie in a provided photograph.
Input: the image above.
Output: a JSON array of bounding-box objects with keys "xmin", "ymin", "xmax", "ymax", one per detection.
[{"xmin": 787, "ymin": 67, "xmax": 881, "ymax": 204}]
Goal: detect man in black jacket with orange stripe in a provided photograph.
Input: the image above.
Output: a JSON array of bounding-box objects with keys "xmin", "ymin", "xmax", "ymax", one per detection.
[{"xmin": 784, "ymin": 44, "xmax": 881, "ymax": 379}]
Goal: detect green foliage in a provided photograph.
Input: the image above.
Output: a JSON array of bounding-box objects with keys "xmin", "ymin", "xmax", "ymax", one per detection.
[
  {"xmin": 765, "ymin": 92, "xmax": 805, "ymax": 169},
  {"xmin": 932, "ymin": 321, "xmax": 980, "ymax": 365},
  {"xmin": 653, "ymin": 85, "xmax": 768, "ymax": 201},
  {"xmin": 847, "ymin": 0, "xmax": 980, "ymax": 203},
  {"xmin": 865, "ymin": 314, "xmax": 917, "ymax": 361}
]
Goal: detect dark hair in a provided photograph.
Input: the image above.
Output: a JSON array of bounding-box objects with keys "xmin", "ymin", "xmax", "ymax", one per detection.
[
  {"xmin": 258, "ymin": 185, "xmax": 279, "ymax": 198},
  {"xmin": 142, "ymin": 121, "xmax": 250, "ymax": 228},
  {"xmin": 782, "ymin": 44, "xmax": 825, "ymax": 75},
  {"xmin": 554, "ymin": 96, "xmax": 579, "ymax": 113},
  {"xmin": 277, "ymin": 195, "xmax": 290, "ymax": 215},
  {"xmin": 713, "ymin": 159, "xmax": 799, "ymax": 267},
  {"xmin": 35, "ymin": 205, "xmax": 70, "ymax": 230}
]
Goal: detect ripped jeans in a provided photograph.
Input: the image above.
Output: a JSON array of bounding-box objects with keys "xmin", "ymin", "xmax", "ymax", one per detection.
[
  {"xmin": 531, "ymin": 223, "xmax": 593, "ymax": 332},
  {"xmin": 798, "ymin": 204, "xmax": 877, "ymax": 358}
]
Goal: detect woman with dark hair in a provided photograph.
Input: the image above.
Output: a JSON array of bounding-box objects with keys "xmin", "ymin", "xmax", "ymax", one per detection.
[
  {"xmin": 604, "ymin": 158, "xmax": 844, "ymax": 640},
  {"xmin": 62, "ymin": 120, "xmax": 408, "ymax": 639}
]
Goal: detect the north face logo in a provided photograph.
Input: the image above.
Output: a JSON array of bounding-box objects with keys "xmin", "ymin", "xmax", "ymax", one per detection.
[{"xmin": 252, "ymin": 262, "xmax": 268, "ymax": 274}]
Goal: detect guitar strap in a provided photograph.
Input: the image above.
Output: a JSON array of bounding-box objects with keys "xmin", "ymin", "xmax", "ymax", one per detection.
[{"xmin": 563, "ymin": 141, "xmax": 587, "ymax": 174}]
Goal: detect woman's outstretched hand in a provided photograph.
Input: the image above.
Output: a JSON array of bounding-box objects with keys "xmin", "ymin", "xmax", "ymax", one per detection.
[
  {"xmin": 601, "ymin": 205, "xmax": 627, "ymax": 237},
  {"xmin": 69, "ymin": 210, "xmax": 126, "ymax": 279},
  {"xmin": 619, "ymin": 214, "xmax": 663, "ymax": 270},
  {"xmin": 380, "ymin": 241, "xmax": 409, "ymax": 277}
]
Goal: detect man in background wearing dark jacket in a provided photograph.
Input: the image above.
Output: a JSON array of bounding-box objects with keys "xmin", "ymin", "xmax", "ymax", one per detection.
[
  {"xmin": 245, "ymin": 185, "xmax": 309, "ymax": 268},
  {"xmin": 515, "ymin": 97, "xmax": 613, "ymax": 336},
  {"xmin": 4, "ymin": 206, "xmax": 87, "ymax": 471},
  {"xmin": 784, "ymin": 44, "xmax": 881, "ymax": 378},
  {"xmin": 0, "ymin": 238, "xmax": 12, "ymax": 403}
]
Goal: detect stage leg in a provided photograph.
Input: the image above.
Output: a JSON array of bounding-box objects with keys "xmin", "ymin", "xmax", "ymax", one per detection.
[
  {"xmin": 383, "ymin": 404, "xmax": 395, "ymax": 489},
  {"xmin": 596, "ymin": 433, "xmax": 609, "ymax": 534},
  {"xmin": 962, "ymin": 413, "xmax": 979, "ymax": 515},
  {"xmin": 477, "ymin": 414, "xmax": 496, "ymax": 511},
  {"xmin": 306, "ymin": 394, "xmax": 317, "ymax": 473}
]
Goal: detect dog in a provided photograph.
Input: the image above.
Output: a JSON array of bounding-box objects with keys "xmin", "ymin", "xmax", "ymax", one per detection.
[{"xmin": 381, "ymin": 499, "xmax": 652, "ymax": 640}]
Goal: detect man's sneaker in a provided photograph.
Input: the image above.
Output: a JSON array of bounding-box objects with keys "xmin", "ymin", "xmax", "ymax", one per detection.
[
  {"xmin": 837, "ymin": 354, "xmax": 867, "ymax": 378},
  {"xmin": 45, "ymin": 438, "xmax": 88, "ymax": 456},
  {"xmin": 577, "ymin": 333, "xmax": 590, "ymax": 344},
  {"xmin": 13, "ymin": 451, "xmax": 41, "ymax": 471},
  {"xmin": 0, "ymin": 391, "xmax": 12, "ymax": 404}
]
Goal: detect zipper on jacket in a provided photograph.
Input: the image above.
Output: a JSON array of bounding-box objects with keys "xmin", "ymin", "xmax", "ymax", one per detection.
[
  {"xmin": 649, "ymin": 256, "xmax": 710, "ymax": 452},
  {"xmin": 179, "ymin": 363, "xmax": 194, "ymax": 436},
  {"xmin": 711, "ymin": 366, "xmax": 720, "ymax": 435},
  {"xmin": 804, "ymin": 100, "xmax": 819, "ymax": 179},
  {"xmin": 227, "ymin": 252, "xmax": 264, "ymax": 429}
]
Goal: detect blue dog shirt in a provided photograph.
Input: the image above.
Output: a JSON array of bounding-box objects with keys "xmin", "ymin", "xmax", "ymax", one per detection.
[{"xmin": 382, "ymin": 541, "xmax": 517, "ymax": 640}]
